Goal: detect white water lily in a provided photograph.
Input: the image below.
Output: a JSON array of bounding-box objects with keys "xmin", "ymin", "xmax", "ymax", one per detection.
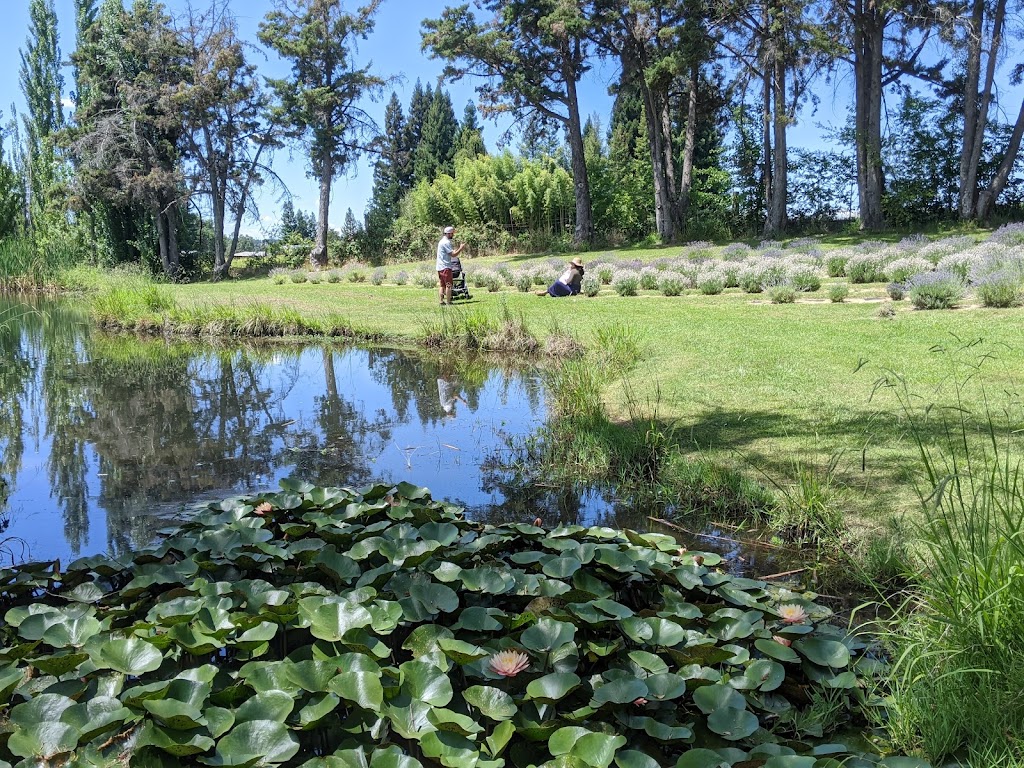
[
  {"xmin": 778, "ymin": 603, "xmax": 809, "ymax": 624},
  {"xmin": 489, "ymin": 650, "xmax": 530, "ymax": 677}
]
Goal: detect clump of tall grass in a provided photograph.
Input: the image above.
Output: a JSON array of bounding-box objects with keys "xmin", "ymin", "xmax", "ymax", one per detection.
[
  {"xmin": 760, "ymin": 457, "xmax": 847, "ymax": 552},
  {"xmin": 883, "ymin": 365, "xmax": 1024, "ymax": 765},
  {"xmin": 92, "ymin": 282, "xmax": 176, "ymax": 327},
  {"xmin": 421, "ymin": 301, "xmax": 539, "ymax": 355}
]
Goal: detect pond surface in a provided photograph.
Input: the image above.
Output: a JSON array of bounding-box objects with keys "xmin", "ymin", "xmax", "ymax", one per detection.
[
  {"xmin": 0, "ymin": 297, "xmax": 640, "ymax": 565},
  {"xmin": 0, "ymin": 297, "xmax": 788, "ymax": 577}
]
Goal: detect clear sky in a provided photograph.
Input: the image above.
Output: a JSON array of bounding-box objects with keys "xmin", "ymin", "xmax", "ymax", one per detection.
[{"xmin": 1, "ymin": 2, "xmax": 1020, "ymax": 239}]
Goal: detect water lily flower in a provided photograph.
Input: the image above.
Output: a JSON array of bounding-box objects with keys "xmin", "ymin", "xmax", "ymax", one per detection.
[
  {"xmin": 489, "ymin": 650, "xmax": 530, "ymax": 677},
  {"xmin": 253, "ymin": 502, "xmax": 272, "ymax": 516},
  {"xmin": 772, "ymin": 635, "xmax": 792, "ymax": 647},
  {"xmin": 777, "ymin": 604, "xmax": 808, "ymax": 624},
  {"xmin": 633, "ymin": 698, "xmax": 648, "ymax": 707}
]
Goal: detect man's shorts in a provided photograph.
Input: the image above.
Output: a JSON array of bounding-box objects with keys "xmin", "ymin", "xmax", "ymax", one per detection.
[{"xmin": 438, "ymin": 268, "xmax": 453, "ymax": 287}]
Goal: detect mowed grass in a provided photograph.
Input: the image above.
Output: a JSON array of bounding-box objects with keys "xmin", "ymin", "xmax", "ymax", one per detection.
[{"xmin": 101, "ymin": 245, "xmax": 1024, "ymax": 525}]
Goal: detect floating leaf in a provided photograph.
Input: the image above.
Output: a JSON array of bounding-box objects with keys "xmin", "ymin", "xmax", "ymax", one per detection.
[
  {"xmin": 204, "ymin": 720, "xmax": 299, "ymax": 766},
  {"xmin": 521, "ymin": 618, "xmax": 576, "ymax": 653},
  {"xmin": 463, "ymin": 686, "xmax": 517, "ymax": 720}
]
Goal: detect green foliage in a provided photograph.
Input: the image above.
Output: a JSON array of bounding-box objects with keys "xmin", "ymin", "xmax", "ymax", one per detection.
[
  {"xmin": 884, "ymin": 370, "xmax": 1024, "ymax": 764},
  {"xmin": 907, "ymin": 272, "xmax": 965, "ymax": 310},
  {"xmin": 768, "ymin": 284, "xmax": 797, "ymax": 304},
  {"xmin": 0, "ymin": 482, "xmax": 886, "ymax": 767},
  {"xmin": 828, "ymin": 283, "xmax": 849, "ymax": 303},
  {"xmin": 613, "ymin": 274, "xmax": 639, "ymax": 296},
  {"xmin": 825, "ymin": 254, "xmax": 848, "ymax": 278}
]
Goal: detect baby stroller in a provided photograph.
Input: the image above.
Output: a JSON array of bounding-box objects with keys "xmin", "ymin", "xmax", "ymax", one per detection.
[{"xmin": 450, "ymin": 255, "xmax": 472, "ymax": 301}]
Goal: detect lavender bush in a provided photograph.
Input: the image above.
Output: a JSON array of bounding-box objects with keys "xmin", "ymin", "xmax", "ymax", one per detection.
[{"xmin": 907, "ymin": 271, "xmax": 965, "ymax": 310}]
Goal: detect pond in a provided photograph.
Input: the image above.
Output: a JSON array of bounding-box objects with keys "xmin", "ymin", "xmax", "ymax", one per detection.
[
  {"xmin": 0, "ymin": 297, "xmax": 788, "ymax": 577},
  {"xmin": 0, "ymin": 297, "xmax": 632, "ymax": 565}
]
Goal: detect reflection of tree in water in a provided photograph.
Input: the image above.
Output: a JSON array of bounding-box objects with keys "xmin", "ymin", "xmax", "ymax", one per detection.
[
  {"xmin": 0, "ymin": 303, "xmax": 36, "ymax": 506},
  {"xmin": 282, "ymin": 349, "xmax": 392, "ymax": 488},
  {"xmin": 365, "ymin": 349, "xmax": 543, "ymax": 426}
]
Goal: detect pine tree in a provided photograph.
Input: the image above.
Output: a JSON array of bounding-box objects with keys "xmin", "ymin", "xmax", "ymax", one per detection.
[
  {"xmin": 18, "ymin": 0, "xmax": 66, "ymax": 233},
  {"xmin": 259, "ymin": 0, "xmax": 385, "ymax": 267},
  {"xmin": 280, "ymin": 199, "xmax": 298, "ymax": 236},
  {"xmin": 415, "ymin": 88, "xmax": 459, "ymax": 181}
]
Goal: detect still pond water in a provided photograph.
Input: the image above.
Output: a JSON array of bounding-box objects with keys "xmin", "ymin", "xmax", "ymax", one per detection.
[
  {"xmin": 0, "ymin": 297, "xmax": 652, "ymax": 566},
  {"xmin": 1, "ymin": 297, "xmax": 783, "ymax": 576}
]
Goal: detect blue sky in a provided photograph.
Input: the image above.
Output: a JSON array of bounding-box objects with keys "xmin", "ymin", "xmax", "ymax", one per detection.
[{"xmin": 1, "ymin": 2, "xmax": 1020, "ymax": 238}]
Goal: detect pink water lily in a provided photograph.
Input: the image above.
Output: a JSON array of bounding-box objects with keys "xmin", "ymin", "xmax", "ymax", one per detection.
[
  {"xmin": 772, "ymin": 635, "xmax": 793, "ymax": 647},
  {"xmin": 489, "ymin": 650, "xmax": 530, "ymax": 677},
  {"xmin": 777, "ymin": 603, "xmax": 808, "ymax": 624}
]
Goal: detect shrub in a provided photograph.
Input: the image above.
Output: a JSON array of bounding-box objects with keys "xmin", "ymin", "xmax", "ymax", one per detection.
[
  {"xmin": 789, "ymin": 265, "xmax": 822, "ymax": 292},
  {"xmin": 721, "ymin": 242, "xmax": 752, "ymax": 260},
  {"xmin": 768, "ymin": 283, "xmax": 797, "ymax": 303},
  {"xmin": 697, "ymin": 273, "xmax": 725, "ymax": 295},
  {"xmin": 989, "ymin": 221, "xmax": 1024, "ymax": 246},
  {"xmin": 307, "ymin": 272, "xmax": 322, "ymax": 284},
  {"xmin": 974, "ymin": 270, "xmax": 1022, "ymax": 308},
  {"xmin": 639, "ymin": 267, "xmax": 660, "ymax": 290},
  {"xmin": 496, "ymin": 264, "xmax": 515, "ymax": 285},
  {"xmin": 720, "ymin": 264, "xmax": 741, "ymax": 288},
  {"xmin": 658, "ymin": 273, "xmax": 685, "ymax": 297},
  {"xmin": 270, "ymin": 268, "xmax": 288, "ymax": 285},
  {"xmin": 907, "ymin": 270, "xmax": 965, "ymax": 309},
  {"xmin": 289, "ymin": 271, "xmax": 307, "ymax": 284},
  {"xmin": 393, "ymin": 270, "xmax": 409, "ymax": 286},
  {"xmin": 846, "ymin": 252, "xmax": 890, "ymax": 283},
  {"xmin": 825, "ymin": 253, "xmax": 849, "ymax": 277},
  {"xmin": 325, "ymin": 270, "xmax": 342, "ymax": 284},
  {"xmin": 886, "ymin": 282, "xmax": 906, "ymax": 301},
  {"xmin": 828, "ymin": 283, "xmax": 849, "ymax": 303},
  {"xmin": 371, "ymin": 267, "xmax": 386, "ymax": 285},
  {"xmin": 877, "ymin": 303, "xmax": 897, "ymax": 319},
  {"xmin": 613, "ymin": 273, "xmax": 639, "ymax": 296},
  {"xmin": 885, "ymin": 256, "xmax": 931, "ymax": 283},
  {"xmin": 936, "ymin": 252, "xmax": 978, "ymax": 283},
  {"xmin": 516, "ymin": 273, "xmax": 534, "ymax": 293},
  {"xmin": 532, "ymin": 271, "xmax": 549, "ymax": 286},
  {"xmin": 598, "ymin": 266, "xmax": 614, "ymax": 284},
  {"xmin": 485, "ymin": 273, "xmax": 503, "ymax": 292},
  {"xmin": 738, "ymin": 265, "xmax": 765, "ymax": 293},
  {"xmin": 415, "ymin": 271, "xmax": 437, "ymax": 289},
  {"xmin": 581, "ymin": 274, "xmax": 601, "ymax": 297},
  {"xmin": 471, "ymin": 271, "xmax": 491, "ymax": 288},
  {"xmin": 347, "ymin": 269, "xmax": 366, "ymax": 283}
]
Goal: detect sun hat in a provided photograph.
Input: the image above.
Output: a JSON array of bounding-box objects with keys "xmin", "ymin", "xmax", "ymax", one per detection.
[
  {"xmin": 443, "ymin": 226, "xmax": 455, "ymax": 235},
  {"xmin": 571, "ymin": 257, "xmax": 584, "ymax": 267}
]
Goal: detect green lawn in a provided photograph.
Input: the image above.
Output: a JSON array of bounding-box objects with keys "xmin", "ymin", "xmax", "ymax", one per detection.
[{"xmin": 100, "ymin": 245, "xmax": 1024, "ymax": 526}]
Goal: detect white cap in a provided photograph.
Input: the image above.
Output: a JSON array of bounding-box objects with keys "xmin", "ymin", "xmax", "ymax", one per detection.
[{"xmin": 443, "ymin": 226, "xmax": 455, "ymax": 235}]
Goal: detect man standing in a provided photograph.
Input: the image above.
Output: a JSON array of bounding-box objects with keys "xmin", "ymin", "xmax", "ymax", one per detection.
[{"xmin": 436, "ymin": 226, "xmax": 466, "ymax": 306}]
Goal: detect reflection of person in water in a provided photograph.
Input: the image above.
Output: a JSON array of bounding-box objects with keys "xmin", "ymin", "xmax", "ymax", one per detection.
[{"xmin": 437, "ymin": 375, "xmax": 467, "ymax": 418}]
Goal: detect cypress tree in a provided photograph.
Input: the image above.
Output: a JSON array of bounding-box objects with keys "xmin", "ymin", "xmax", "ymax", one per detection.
[
  {"xmin": 405, "ymin": 80, "xmax": 432, "ymax": 185},
  {"xmin": 365, "ymin": 91, "xmax": 408, "ymax": 251},
  {"xmin": 18, "ymin": 0, "xmax": 65, "ymax": 233}
]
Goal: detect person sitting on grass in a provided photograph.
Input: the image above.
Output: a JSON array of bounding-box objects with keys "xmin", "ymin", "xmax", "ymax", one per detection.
[
  {"xmin": 541, "ymin": 257, "xmax": 585, "ymax": 297},
  {"xmin": 436, "ymin": 225, "xmax": 466, "ymax": 306}
]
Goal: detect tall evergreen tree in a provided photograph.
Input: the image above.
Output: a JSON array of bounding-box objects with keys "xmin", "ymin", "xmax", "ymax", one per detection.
[
  {"xmin": 455, "ymin": 102, "xmax": 487, "ymax": 161},
  {"xmin": 259, "ymin": 0, "xmax": 386, "ymax": 268},
  {"xmin": 0, "ymin": 115, "xmax": 24, "ymax": 238},
  {"xmin": 18, "ymin": 0, "xmax": 66, "ymax": 233},
  {"xmin": 415, "ymin": 88, "xmax": 459, "ymax": 181},
  {"xmin": 280, "ymin": 199, "xmax": 298, "ymax": 236},
  {"xmin": 365, "ymin": 91, "xmax": 408, "ymax": 249},
  {"xmin": 405, "ymin": 80, "xmax": 433, "ymax": 186}
]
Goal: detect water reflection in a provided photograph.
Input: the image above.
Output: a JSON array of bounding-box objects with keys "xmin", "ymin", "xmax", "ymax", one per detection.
[{"xmin": 0, "ymin": 297, "xmax": 546, "ymax": 564}]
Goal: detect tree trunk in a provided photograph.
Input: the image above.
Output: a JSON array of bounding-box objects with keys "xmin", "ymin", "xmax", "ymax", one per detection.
[
  {"xmin": 678, "ymin": 60, "xmax": 699, "ymax": 230},
  {"xmin": 165, "ymin": 203, "xmax": 181, "ymax": 280},
  {"xmin": 762, "ymin": 57, "xmax": 773, "ymax": 224},
  {"xmin": 563, "ymin": 50, "xmax": 593, "ymax": 247},
  {"xmin": 765, "ymin": 57, "xmax": 788, "ymax": 236},
  {"xmin": 853, "ymin": 0, "xmax": 885, "ymax": 231},
  {"xmin": 312, "ymin": 146, "xmax": 332, "ymax": 268},
  {"xmin": 962, "ymin": 0, "xmax": 1006, "ymax": 220},
  {"xmin": 958, "ymin": 0, "xmax": 985, "ymax": 219},
  {"xmin": 977, "ymin": 96, "xmax": 1024, "ymax": 220}
]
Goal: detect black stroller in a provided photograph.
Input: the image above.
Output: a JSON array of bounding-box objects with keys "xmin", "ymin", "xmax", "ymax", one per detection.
[{"xmin": 450, "ymin": 255, "xmax": 472, "ymax": 301}]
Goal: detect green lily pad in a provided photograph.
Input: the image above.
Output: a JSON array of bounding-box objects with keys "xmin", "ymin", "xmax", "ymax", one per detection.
[
  {"xmin": 793, "ymin": 638, "xmax": 851, "ymax": 668},
  {"xmin": 526, "ymin": 672, "xmax": 582, "ymax": 702},
  {"xmin": 463, "ymin": 685, "xmax": 517, "ymax": 720},
  {"xmin": 7, "ymin": 721, "xmax": 80, "ymax": 759},
  {"xmin": 96, "ymin": 637, "xmax": 163, "ymax": 675},
  {"xmin": 328, "ymin": 671, "xmax": 384, "ymax": 712},
  {"xmin": 521, "ymin": 617, "xmax": 576, "ymax": 652},
  {"xmin": 593, "ymin": 677, "xmax": 648, "ymax": 706},
  {"xmin": 707, "ymin": 707, "xmax": 760, "ymax": 740},
  {"xmin": 204, "ymin": 719, "xmax": 300, "ymax": 766}
]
